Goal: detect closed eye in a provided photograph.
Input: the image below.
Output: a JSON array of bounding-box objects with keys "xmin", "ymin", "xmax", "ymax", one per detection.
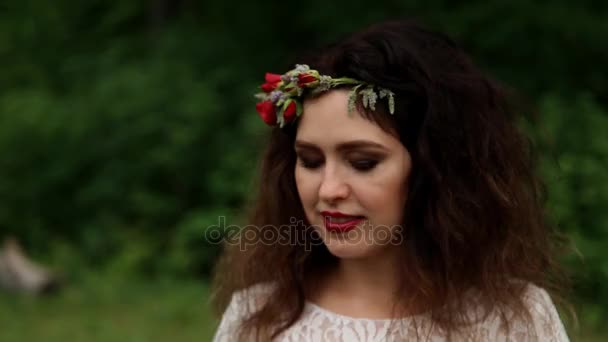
[
  {"xmin": 297, "ymin": 158, "xmax": 380, "ymax": 171},
  {"xmin": 297, "ymin": 158, "xmax": 323, "ymax": 169},
  {"xmin": 350, "ymin": 159, "xmax": 379, "ymax": 172}
]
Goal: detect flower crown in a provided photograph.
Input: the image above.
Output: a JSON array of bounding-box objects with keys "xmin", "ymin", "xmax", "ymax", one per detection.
[{"xmin": 254, "ymin": 64, "xmax": 395, "ymax": 127}]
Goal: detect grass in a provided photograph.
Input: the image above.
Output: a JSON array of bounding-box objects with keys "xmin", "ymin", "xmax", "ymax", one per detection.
[{"xmin": 0, "ymin": 273, "xmax": 219, "ymax": 342}]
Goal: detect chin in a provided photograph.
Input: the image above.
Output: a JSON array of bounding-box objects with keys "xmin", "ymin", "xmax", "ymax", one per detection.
[
  {"xmin": 327, "ymin": 248, "xmax": 367, "ymax": 259},
  {"xmin": 323, "ymin": 241, "xmax": 374, "ymax": 259}
]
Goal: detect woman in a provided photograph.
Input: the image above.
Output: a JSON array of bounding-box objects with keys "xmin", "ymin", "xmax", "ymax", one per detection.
[{"xmin": 211, "ymin": 20, "xmax": 570, "ymax": 341}]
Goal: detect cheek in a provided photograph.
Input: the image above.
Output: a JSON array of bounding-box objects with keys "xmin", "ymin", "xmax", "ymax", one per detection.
[
  {"xmin": 359, "ymin": 164, "xmax": 410, "ymax": 222},
  {"xmin": 295, "ymin": 168, "xmax": 316, "ymax": 209}
]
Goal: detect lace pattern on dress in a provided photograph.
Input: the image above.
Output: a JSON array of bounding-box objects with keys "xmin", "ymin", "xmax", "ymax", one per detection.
[{"xmin": 212, "ymin": 283, "xmax": 569, "ymax": 342}]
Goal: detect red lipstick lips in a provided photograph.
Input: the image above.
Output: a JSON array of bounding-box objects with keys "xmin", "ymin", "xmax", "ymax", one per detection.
[{"xmin": 320, "ymin": 211, "xmax": 365, "ymax": 233}]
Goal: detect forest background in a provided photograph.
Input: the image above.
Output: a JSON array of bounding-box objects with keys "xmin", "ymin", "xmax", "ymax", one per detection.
[{"xmin": 0, "ymin": 1, "xmax": 606, "ymax": 341}]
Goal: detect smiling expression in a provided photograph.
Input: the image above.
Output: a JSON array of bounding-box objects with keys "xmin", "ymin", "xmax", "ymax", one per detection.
[{"xmin": 294, "ymin": 89, "xmax": 412, "ymax": 259}]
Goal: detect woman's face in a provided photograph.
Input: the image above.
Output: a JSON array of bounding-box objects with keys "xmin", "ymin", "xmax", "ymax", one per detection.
[{"xmin": 294, "ymin": 89, "xmax": 412, "ymax": 259}]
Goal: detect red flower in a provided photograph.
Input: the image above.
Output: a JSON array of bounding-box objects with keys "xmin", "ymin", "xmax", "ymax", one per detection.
[
  {"xmin": 297, "ymin": 73, "xmax": 317, "ymax": 87},
  {"xmin": 256, "ymin": 100, "xmax": 276, "ymax": 125},
  {"xmin": 265, "ymin": 73, "xmax": 282, "ymax": 83},
  {"xmin": 261, "ymin": 73, "xmax": 283, "ymax": 93},
  {"xmin": 261, "ymin": 82, "xmax": 278, "ymax": 92},
  {"xmin": 283, "ymin": 101, "xmax": 297, "ymax": 122}
]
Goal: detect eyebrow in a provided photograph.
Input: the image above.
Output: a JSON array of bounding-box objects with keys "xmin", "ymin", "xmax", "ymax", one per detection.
[{"xmin": 294, "ymin": 139, "xmax": 390, "ymax": 153}]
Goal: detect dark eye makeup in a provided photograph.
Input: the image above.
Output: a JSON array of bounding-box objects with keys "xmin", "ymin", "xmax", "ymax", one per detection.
[{"xmin": 296, "ymin": 155, "xmax": 381, "ymax": 172}]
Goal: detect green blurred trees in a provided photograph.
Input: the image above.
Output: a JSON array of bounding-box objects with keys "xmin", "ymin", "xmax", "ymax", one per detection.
[{"xmin": 0, "ymin": 0, "xmax": 606, "ymax": 322}]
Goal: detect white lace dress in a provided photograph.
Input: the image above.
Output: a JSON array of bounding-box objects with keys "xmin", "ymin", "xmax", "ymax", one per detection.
[{"xmin": 212, "ymin": 283, "xmax": 569, "ymax": 341}]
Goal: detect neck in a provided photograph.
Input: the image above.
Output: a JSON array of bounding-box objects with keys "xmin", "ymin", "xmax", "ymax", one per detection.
[
  {"xmin": 335, "ymin": 248, "xmax": 401, "ymax": 300},
  {"xmin": 312, "ymin": 246, "xmax": 405, "ymax": 318}
]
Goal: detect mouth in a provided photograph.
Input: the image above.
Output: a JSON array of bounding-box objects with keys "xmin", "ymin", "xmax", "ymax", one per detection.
[
  {"xmin": 323, "ymin": 215, "xmax": 365, "ymax": 223},
  {"xmin": 322, "ymin": 214, "xmax": 366, "ymax": 233}
]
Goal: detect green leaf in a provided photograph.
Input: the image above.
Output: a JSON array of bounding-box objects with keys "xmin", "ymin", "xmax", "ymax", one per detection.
[
  {"xmin": 295, "ymin": 100, "xmax": 303, "ymax": 117},
  {"xmin": 277, "ymin": 108, "xmax": 285, "ymax": 127},
  {"xmin": 282, "ymin": 99, "xmax": 293, "ymax": 111},
  {"xmin": 348, "ymin": 84, "xmax": 363, "ymax": 116}
]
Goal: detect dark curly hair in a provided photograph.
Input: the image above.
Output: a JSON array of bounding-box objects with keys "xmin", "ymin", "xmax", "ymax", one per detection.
[{"xmin": 211, "ymin": 19, "xmax": 570, "ymax": 341}]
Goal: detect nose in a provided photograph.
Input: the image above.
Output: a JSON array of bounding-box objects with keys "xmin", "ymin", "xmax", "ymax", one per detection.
[{"xmin": 318, "ymin": 163, "xmax": 350, "ymax": 204}]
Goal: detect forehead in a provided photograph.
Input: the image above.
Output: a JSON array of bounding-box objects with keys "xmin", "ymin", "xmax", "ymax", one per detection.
[{"xmin": 296, "ymin": 90, "xmax": 397, "ymax": 148}]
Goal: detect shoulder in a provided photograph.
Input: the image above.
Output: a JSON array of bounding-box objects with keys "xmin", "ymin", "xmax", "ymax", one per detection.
[
  {"xmin": 519, "ymin": 283, "xmax": 569, "ymax": 341},
  {"xmin": 464, "ymin": 282, "xmax": 569, "ymax": 341},
  {"xmin": 520, "ymin": 283, "xmax": 557, "ymax": 312},
  {"xmin": 212, "ymin": 282, "xmax": 276, "ymax": 342},
  {"xmin": 221, "ymin": 282, "xmax": 276, "ymax": 321},
  {"xmin": 231, "ymin": 282, "xmax": 276, "ymax": 311},
  {"xmin": 483, "ymin": 282, "xmax": 569, "ymax": 341}
]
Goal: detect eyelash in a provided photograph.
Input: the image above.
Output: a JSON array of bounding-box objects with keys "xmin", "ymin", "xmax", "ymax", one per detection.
[{"xmin": 298, "ymin": 158, "xmax": 379, "ymax": 172}]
